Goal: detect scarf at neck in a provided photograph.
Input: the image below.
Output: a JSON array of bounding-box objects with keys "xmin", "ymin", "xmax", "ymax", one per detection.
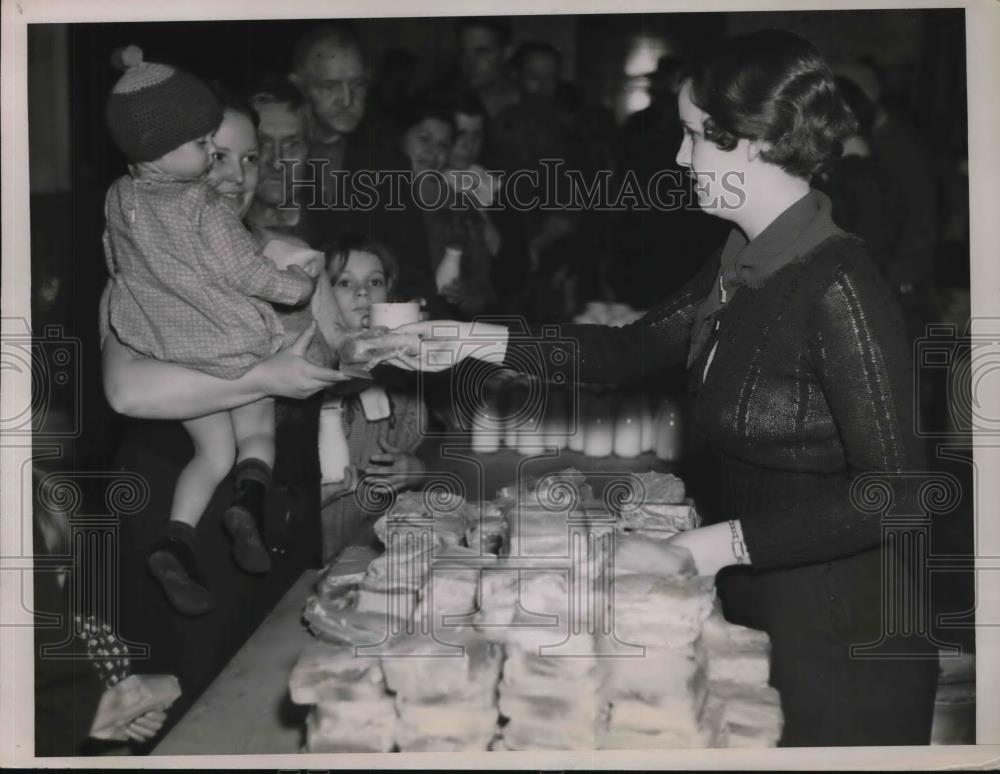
[{"xmin": 687, "ymin": 189, "xmax": 845, "ymax": 368}]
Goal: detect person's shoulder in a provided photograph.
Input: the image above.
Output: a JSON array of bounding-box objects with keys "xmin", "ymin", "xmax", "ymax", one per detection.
[
  {"xmin": 104, "ymin": 174, "xmax": 131, "ymax": 207},
  {"xmin": 182, "ymin": 179, "xmax": 218, "ymax": 205},
  {"xmin": 801, "ymin": 233, "xmax": 872, "ymax": 277},
  {"xmin": 140, "ymin": 177, "xmax": 215, "ymax": 214},
  {"xmin": 804, "ymin": 234, "xmax": 897, "ymax": 306},
  {"xmin": 189, "ymin": 181, "xmax": 244, "ymax": 224},
  {"xmin": 107, "ymin": 172, "xmax": 132, "ymax": 190}
]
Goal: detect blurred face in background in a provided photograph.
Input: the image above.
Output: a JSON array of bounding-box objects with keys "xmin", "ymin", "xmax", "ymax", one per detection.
[
  {"xmin": 292, "ymin": 40, "xmax": 367, "ymax": 136},
  {"xmin": 206, "ymin": 109, "xmax": 260, "ymax": 217},
  {"xmin": 402, "ymin": 117, "xmax": 453, "ymax": 174},
  {"xmin": 517, "ymin": 51, "xmax": 559, "ymax": 99},
  {"xmin": 449, "ymin": 112, "xmax": 485, "ymax": 168},
  {"xmin": 253, "ymin": 100, "xmax": 308, "ymax": 207},
  {"xmin": 459, "ymin": 26, "xmax": 506, "ymax": 90}
]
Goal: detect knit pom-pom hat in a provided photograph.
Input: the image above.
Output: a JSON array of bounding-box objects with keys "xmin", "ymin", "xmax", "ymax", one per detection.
[{"xmin": 105, "ymin": 45, "xmax": 223, "ymax": 162}]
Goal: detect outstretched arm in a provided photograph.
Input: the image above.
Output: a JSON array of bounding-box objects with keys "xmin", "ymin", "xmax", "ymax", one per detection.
[
  {"xmin": 102, "ymin": 323, "xmax": 345, "ymax": 420},
  {"xmin": 385, "ymin": 251, "xmax": 720, "ymax": 386}
]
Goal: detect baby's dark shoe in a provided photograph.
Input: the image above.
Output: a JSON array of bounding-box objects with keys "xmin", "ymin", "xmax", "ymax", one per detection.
[
  {"xmin": 147, "ymin": 521, "xmax": 214, "ymax": 616},
  {"xmin": 223, "ymin": 459, "xmax": 272, "ymax": 574}
]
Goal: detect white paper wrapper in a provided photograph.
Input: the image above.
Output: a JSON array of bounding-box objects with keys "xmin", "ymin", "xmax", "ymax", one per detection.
[{"xmin": 359, "ymin": 385, "xmax": 392, "ymax": 421}]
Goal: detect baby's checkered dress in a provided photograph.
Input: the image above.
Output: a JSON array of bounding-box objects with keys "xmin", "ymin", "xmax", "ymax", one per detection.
[{"xmin": 102, "ymin": 172, "xmax": 314, "ymax": 379}]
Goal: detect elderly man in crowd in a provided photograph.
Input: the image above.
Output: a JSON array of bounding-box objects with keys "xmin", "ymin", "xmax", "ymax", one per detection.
[
  {"xmin": 245, "ymin": 75, "xmax": 313, "ymax": 239},
  {"xmin": 288, "ymin": 23, "xmax": 436, "ymax": 305}
]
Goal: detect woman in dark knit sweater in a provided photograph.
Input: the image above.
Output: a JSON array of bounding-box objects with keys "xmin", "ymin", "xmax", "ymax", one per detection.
[{"xmin": 382, "ymin": 30, "xmax": 939, "ymax": 746}]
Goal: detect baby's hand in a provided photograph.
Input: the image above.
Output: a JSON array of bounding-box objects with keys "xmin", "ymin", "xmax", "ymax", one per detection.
[
  {"xmin": 287, "ymin": 265, "xmax": 317, "ymax": 304},
  {"xmin": 263, "ymin": 239, "xmax": 322, "ymax": 272},
  {"xmin": 300, "ymin": 254, "xmax": 323, "ymax": 279}
]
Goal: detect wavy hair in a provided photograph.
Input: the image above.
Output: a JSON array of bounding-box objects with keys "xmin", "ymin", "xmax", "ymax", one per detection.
[{"xmin": 687, "ymin": 29, "xmax": 857, "ymax": 178}]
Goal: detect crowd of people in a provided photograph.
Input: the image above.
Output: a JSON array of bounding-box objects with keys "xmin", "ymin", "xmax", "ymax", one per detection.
[{"xmin": 31, "ymin": 16, "xmax": 967, "ymax": 756}]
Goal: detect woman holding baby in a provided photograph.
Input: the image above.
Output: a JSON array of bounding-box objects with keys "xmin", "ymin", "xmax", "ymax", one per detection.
[{"xmin": 98, "ymin": 50, "xmax": 424, "ymax": 739}]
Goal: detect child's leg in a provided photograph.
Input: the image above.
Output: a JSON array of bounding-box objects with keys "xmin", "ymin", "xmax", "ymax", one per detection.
[
  {"xmin": 148, "ymin": 412, "xmax": 235, "ymax": 616},
  {"xmin": 223, "ymin": 398, "xmax": 276, "ymax": 574},
  {"xmin": 171, "ymin": 412, "xmax": 238, "ymax": 526},
  {"xmin": 231, "ymin": 396, "xmax": 276, "ymax": 467}
]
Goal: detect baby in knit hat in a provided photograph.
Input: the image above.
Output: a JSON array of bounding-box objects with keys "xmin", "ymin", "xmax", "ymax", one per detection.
[{"xmin": 101, "ymin": 46, "xmax": 318, "ymax": 615}]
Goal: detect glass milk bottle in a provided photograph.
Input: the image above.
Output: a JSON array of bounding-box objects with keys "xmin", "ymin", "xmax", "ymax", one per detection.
[
  {"xmin": 471, "ymin": 394, "xmax": 502, "ymax": 454},
  {"xmin": 613, "ymin": 393, "xmax": 643, "ymax": 458},
  {"xmin": 541, "ymin": 386, "xmax": 568, "ymax": 450},
  {"xmin": 566, "ymin": 388, "xmax": 586, "ymax": 453},
  {"xmin": 584, "ymin": 393, "xmax": 615, "ymax": 458},
  {"xmin": 517, "ymin": 381, "xmax": 546, "ymax": 455},
  {"xmin": 503, "ymin": 378, "xmax": 527, "ymax": 452},
  {"xmin": 639, "ymin": 393, "xmax": 656, "ymax": 454},
  {"xmin": 318, "ymin": 398, "xmax": 351, "ymax": 483},
  {"xmin": 653, "ymin": 397, "xmax": 683, "ymax": 462}
]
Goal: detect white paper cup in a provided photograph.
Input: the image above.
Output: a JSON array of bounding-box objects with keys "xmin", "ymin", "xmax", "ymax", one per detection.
[{"xmin": 369, "ymin": 302, "xmax": 420, "ymax": 329}]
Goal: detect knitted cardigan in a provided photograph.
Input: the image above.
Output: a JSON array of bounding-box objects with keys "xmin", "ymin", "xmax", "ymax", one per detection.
[{"xmin": 504, "ymin": 233, "xmax": 922, "ymax": 570}]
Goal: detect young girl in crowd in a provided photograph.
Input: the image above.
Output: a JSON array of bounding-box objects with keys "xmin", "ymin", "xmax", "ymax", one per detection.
[
  {"xmin": 101, "ymin": 47, "xmax": 319, "ymax": 615},
  {"xmin": 318, "ymin": 235, "xmax": 427, "ymax": 562}
]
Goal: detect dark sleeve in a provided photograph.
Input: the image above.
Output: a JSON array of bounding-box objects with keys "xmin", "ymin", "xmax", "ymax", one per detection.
[
  {"xmin": 502, "ymin": 249, "xmax": 719, "ymax": 386},
  {"xmin": 33, "ymin": 568, "xmax": 105, "ymax": 757},
  {"xmin": 739, "ymin": 250, "xmax": 924, "ymax": 568}
]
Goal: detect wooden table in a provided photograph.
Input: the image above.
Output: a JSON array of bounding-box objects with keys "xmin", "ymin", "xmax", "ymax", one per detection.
[{"xmin": 153, "ymin": 547, "xmax": 377, "ymax": 756}]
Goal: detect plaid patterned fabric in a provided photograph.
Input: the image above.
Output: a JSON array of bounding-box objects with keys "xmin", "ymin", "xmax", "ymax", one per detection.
[
  {"xmin": 74, "ymin": 614, "xmax": 131, "ymax": 688},
  {"xmin": 102, "ymin": 173, "xmax": 314, "ymax": 379}
]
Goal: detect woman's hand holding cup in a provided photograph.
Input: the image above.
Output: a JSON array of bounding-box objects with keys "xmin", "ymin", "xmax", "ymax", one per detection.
[{"xmin": 369, "ymin": 320, "xmax": 510, "ymax": 371}]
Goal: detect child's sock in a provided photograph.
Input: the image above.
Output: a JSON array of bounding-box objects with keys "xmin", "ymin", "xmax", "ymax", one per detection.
[
  {"xmin": 223, "ymin": 458, "xmax": 272, "ymax": 575},
  {"xmin": 147, "ymin": 520, "xmax": 214, "ymax": 616},
  {"xmin": 233, "ymin": 457, "xmax": 271, "ymax": 488}
]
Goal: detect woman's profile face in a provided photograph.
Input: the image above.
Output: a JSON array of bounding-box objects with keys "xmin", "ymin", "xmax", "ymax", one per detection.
[
  {"xmin": 675, "ymin": 80, "xmax": 747, "ymax": 217},
  {"xmin": 402, "ymin": 117, "xmax": 453, "ymax": 174},
  {"xmin": 330, "ymin": 250, "xmax": 389, "ymax": 329},
  {"xmin": 206, "ymin": 109, "xmax": 260, "ymax": 218}
]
